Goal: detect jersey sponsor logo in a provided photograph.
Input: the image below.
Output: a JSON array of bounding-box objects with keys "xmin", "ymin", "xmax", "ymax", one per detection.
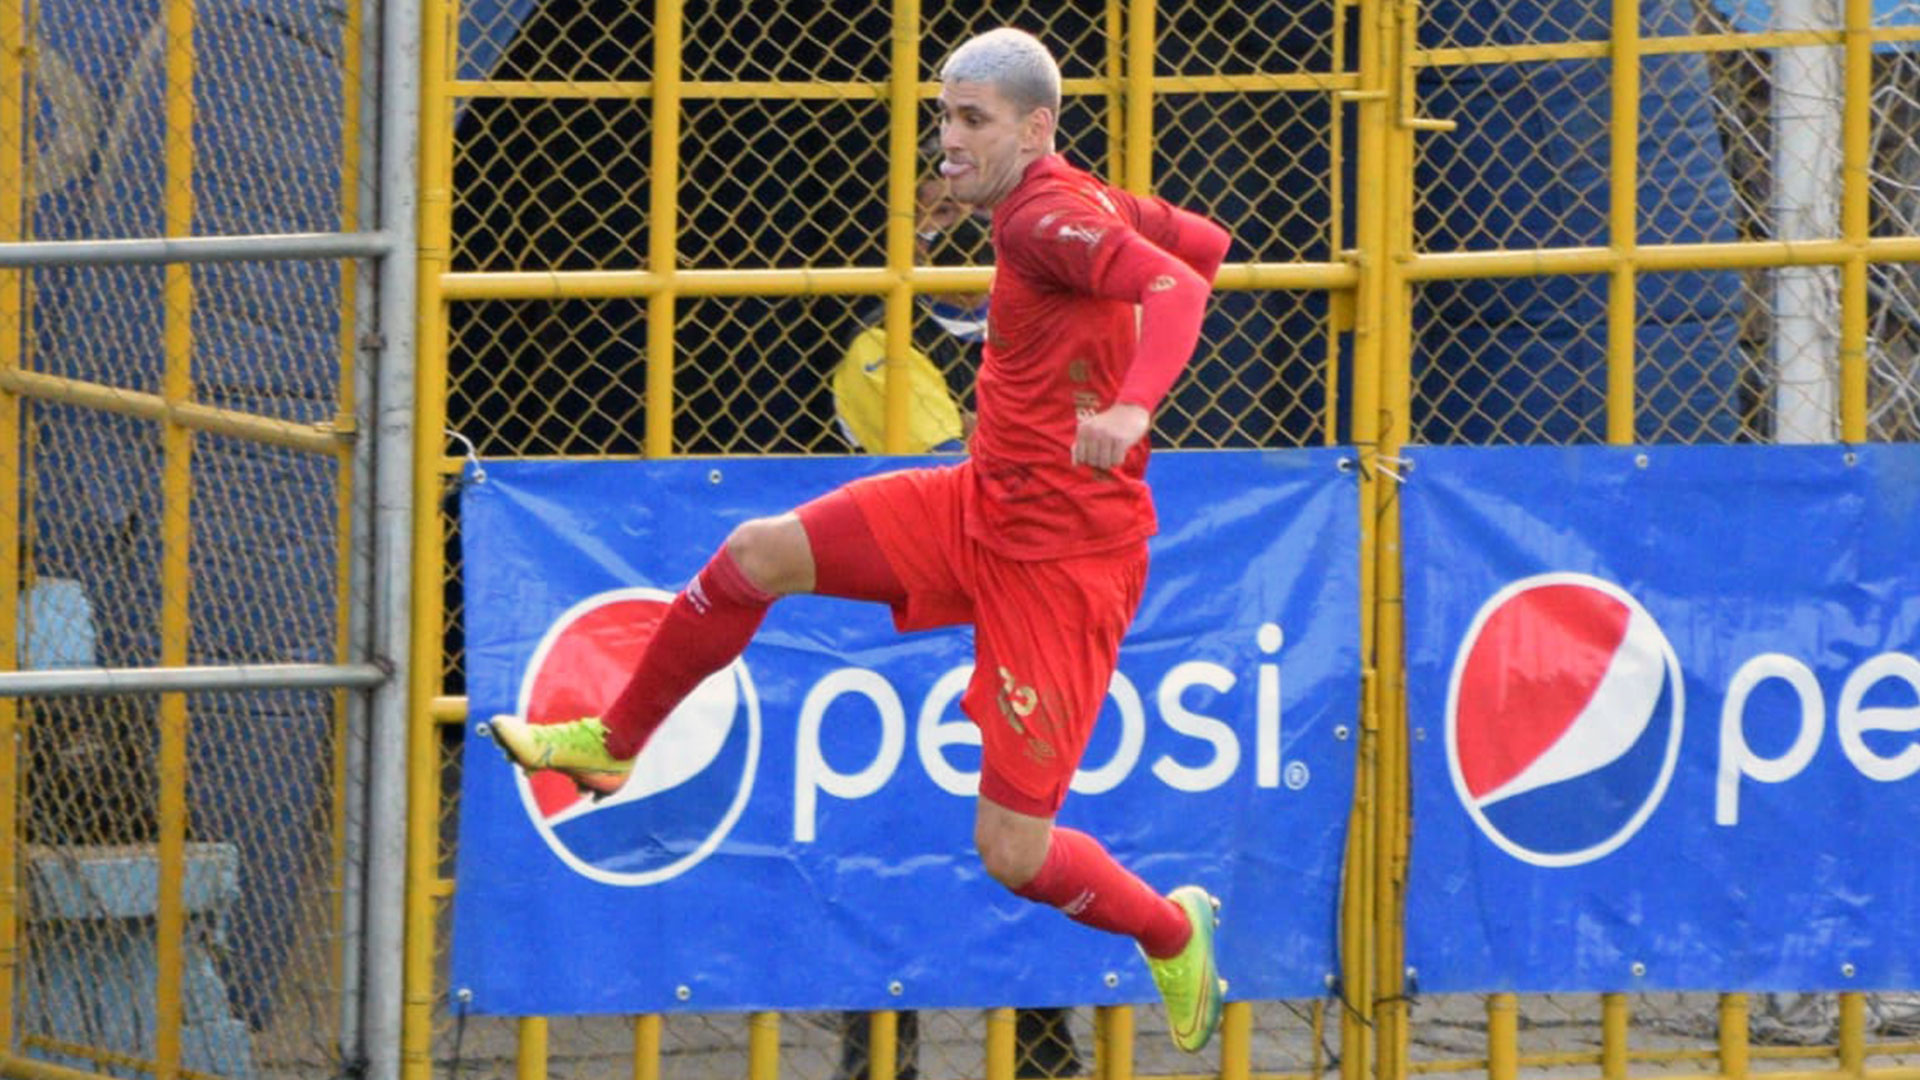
[
  {"xmin": 1446, "ymin": 573, "xmax": 1683, "ymax": 867},
  {"xmin": 510, "ymin": 587, "xmax": 763, "ymax": 886}
]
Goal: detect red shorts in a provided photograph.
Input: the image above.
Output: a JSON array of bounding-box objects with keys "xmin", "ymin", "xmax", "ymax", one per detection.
[{"xmin": 843, "ymin": 465, "xmax": 1149, "ymax": 816}]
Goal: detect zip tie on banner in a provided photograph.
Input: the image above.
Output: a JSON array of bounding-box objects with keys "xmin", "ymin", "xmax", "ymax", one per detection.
[
  {"xmin": 1372, "ymin": 454, "xmax": 1412, "ymax": 484},
  {"xmin": 447, "ymin": 429, "xmax": 487, "ymax": 485}
]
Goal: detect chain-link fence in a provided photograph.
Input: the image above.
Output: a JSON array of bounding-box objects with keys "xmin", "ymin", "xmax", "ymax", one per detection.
[
  {"xmin": 4, "ymin": 1, "xmax": 409, "ymax": 1079},
  {"xmin": 422, "ymin": 0, "xmax": 1920, "ymax": 1075}
]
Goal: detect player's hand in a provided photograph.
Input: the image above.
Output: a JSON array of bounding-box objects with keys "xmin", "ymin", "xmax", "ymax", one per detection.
[{"xmin": 1072, "ymin": 403, "xmax": 1151, "ymax": 470}]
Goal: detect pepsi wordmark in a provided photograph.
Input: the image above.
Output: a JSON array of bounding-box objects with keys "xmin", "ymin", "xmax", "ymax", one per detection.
[
  {"xmin": 1715, "ymin": 648, "xmax": 1920, "ymax": 825},
  {"xmin": 1403, "ymin": 443, "xmax": 1920, "ymax": 993},
  {"xmin": 792, "ymin": 621, "xmax": 1295, "ymax": 842}
]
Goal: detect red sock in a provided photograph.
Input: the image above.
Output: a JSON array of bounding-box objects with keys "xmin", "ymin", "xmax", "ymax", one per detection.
[
  {"xmin": 1012, "ymin": 828, "xmax": 1193, "ymax": 958},
  {"xmin": 601, "ymin": 546, "xmax": 774, "ymax": 759}
]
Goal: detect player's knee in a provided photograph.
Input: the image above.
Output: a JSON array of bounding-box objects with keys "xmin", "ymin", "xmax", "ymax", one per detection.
[
  {"xmin": 974, "ymin": 823, "xmax": 1048, "ymax": 889},
  {"xmin": 724, "ymin": 516, "xmax": 812, "ymax": 595}
]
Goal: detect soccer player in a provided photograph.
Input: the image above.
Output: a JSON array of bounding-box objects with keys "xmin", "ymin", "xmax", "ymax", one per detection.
[{"xmin": 486, "ymin": 26, "xmax": 1232, "ymax": 1052}]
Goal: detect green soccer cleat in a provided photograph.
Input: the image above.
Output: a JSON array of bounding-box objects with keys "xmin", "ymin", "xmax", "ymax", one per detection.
[
  {"xmin": 481, "ymin": 714, "xmax": 634, "ymax": 800},
  {"xmin": 1143, "ymin": 885, "xmax": 1227, "ymax": 1053}
]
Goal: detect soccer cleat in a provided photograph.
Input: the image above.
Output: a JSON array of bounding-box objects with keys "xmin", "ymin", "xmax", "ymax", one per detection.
[
  {"xmin": 482, "ymin": 714, "xmax": 633, "ymax": 799},
  {"xmin": 1143, "ymin": 885, "xmax": 1226, "ymax": 1053}
]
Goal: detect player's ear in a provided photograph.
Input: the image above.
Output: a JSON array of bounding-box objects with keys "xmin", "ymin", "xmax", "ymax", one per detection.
[{"xmin": 1022, "ymin": 106, "xmax": 1057, "ymax": 152}]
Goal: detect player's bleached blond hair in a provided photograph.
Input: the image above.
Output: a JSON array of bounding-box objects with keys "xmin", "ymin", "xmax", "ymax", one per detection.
[{"xmin": 939, "ymin": 28, "xmax": 1062, "ymax": 117}]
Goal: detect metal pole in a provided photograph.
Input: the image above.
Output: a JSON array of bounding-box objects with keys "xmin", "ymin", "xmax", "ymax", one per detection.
[
  {"xmin": 335, "ymin": 0, "xmax": 380, "ymax": 1057},
  {"xmin": 403, "ymin": 0, "xmax": 454, "ymax": 1072},
  {"xmin": 1839, "ymin": 0, "xmax": 1872, "ymax": 441},
  {"xmin": 1606, "ymin": 0, "xmax": 1640, "ymax": 443},
  {"xmin": 0, "ymin": 662, "xmax": 387, "ymax": 697},
  {"xmin": 0, "ymin": 0, "xmax": 25, "ymax": 1049},
  {"xmin": 644, "ymin": 0, "xmax": 685, "ymax": 459},
  {"xmin": 156, "ymin": 0, "xmax": 200, "ymax": 1069},
  {"xmin": 0, "ymin": 231, "xmax": 393, "ymax": 267},
  {"xmin": 364, "ymin": 0, "xmax": 421, "ymax": 1074},
  {"xmin": 1772, "ymin": 0, "xmax": 1842, "ymax": 442}
]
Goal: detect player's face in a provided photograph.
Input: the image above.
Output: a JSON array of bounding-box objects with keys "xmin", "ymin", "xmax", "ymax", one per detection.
[{"xmin": 935, "ymin": 81, "xmax": 1048, "ymax": 209}]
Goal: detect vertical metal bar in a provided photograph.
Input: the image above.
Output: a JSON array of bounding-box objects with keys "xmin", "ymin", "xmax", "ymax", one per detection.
[
  {"xmin": 1373, "ymin": 1, "xmax": 1418, "ymax": 1079},
  {"xmin": 403, "ymin": 0, "xmax": 454, "ymax": 1074},
  {"xmin": 1773, "ymin": 0, "xmax": 1842, "ymax": 442},
  {"xmin": 1606, "ymin": 0, "xmax": 1640, "ymax": 443},
  {"xmin": 881, "ymin": 0, "xmax": 920, "ymax": 453},
  {"xmin": 1839, "ymin": 0, "xmax": 1872, "ymax": 441},
  {"xmin": 1344, "ymin": 0, "xmax": 1391, "ymax": 1066},
  {"xmin": 1838, "ymin": 992, "xmax": 1865, "ymax": 1075},
  {"xmin": 1124, "ymin": 0, "xmax": 1154, "ymax": 195},
  {"xmin": 985, "ymin": 1007, "xmax": 1015, "ymax": 1080},
  {"xmin": 867, "ymin": 1011, "xmax": 898, "ymax": 1080},
  {"xmin": 516, "ymin": 1016, "xmax": 548, "ymax": 1080},
  {"xmin": 1601, "ymin": 992, "xmax": 1629, "ymax": 1080},
  {"xmin": 644, "ymin": 0, "xmax": 684, "ymax": 459},
  {"xmin": 335, "ymin": 0, "xmax": 372, "ymax": 1060},
  {"xmin": 1487, "ymin": 994, "xmax": 1518, "ymax": 1080},
  {"xmin": 748, "ymin": 1011, "xmax": 781, "ymax": 1080},
  {"xmin": 156, "ymin": 0, "xmax": 199, "ymax": 1071},
  {"xmin": 1219, "ymin": 1001, "xmax": 1253, "ymax": 1080},
  {"xmin": 1105, "ymin": 0, "xmax": 1126, "ymax": 186},
  {"xmin": 631, "ymin": 1014, "xmax": 662, "ymax": 1080},
  {"xmin": 1324, "ymin": 0, "xmax": 1352, "ymax": 446},
  {"xmin": 1094, "ymin": 1004, "xmax": 1135, "ymax": 1080},
  {"xmin": 1718, "ymin": 993, "xmax": 1750, "ymax": 1080},
  {"xmin": 364, "ymin": 0, "xmax": 420, "ymax": 1073},
  {"xmin": 0, "ymin": 0, "xmax": 25, "ymax": 1048}
]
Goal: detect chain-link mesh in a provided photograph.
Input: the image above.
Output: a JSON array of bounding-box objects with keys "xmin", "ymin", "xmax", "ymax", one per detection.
[
  {"xmin": 1400, "ymin": 0, "xmax": 1920, "ymax": 1063},
  {"xmin": 430, "ymin": 0, "xmax": 1920, "ymax": 1076},
  {"xmin": 16, "ymin": 688, "xmax": 354, "ymax": 1080},
  {"xmin": 437, "ymin": 1, "xmax": 1350, "ymax": 1076},
  {"xmin": 7, "ymin": 0, "xmax": 377, "ymax": 1076}
]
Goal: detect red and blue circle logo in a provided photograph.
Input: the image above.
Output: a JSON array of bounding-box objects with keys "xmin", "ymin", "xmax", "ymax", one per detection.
[
  {"xmin": 511, "ymin": 587, "xmax": 761, "ymax": 886},
  {"xmin": 1446, "ymin": 573, "xmax": 1684, "ymax": 867}
]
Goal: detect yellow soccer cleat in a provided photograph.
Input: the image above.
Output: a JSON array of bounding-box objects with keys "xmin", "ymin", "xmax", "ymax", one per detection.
[
  {"xmin": 1143, "ymin": 885, "xmax": 1227, "ymax": 1053},
  {"xmin": 481, "ymin": 714, "xmax": 634, "ymax": 800}
]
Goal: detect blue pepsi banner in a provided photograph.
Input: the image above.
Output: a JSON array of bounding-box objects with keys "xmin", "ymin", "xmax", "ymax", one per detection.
[
  {"xmin": 452, "ymin": 450, "xmax": 1359, "ymax": 1014},
  {"xmin": 1403, "ymin": 443, "xmax": 1920, "ymax": 993}
]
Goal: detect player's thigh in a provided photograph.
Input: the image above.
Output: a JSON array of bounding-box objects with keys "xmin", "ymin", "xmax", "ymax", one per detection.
[
  {"xmin": 841, "ymin": 464, "xmax": 976, "ymax": 629},
  {"xmin": 965, "ymin": 546, "xmax": 1148, "ymax": 814}
]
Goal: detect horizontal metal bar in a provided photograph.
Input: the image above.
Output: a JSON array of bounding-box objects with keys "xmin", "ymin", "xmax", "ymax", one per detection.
[
  {"xmin": 447, "ymin": 72, "xmax": 1357, "ymax": 101},
  {"xmin": 0, "ymin": 231, "xmax": 393, "ymax": 268},
  {"xmin": 1412, "ymin": 28, "xmax": 1847, "ymax": 67},
  {"xmin": 0, "ymin": 662, "xmax": 388, "ymax": 697},
  {"xmin": 1401, "ymin": 236, "xmax": 1920, "ymax": 280},
  {"xmin": 439, "ymin": 261, "xmax": 1358, "ymax": 302},
  {"xmin": 0, "ymin": 369, "xmax": 352, "ymax": 455},
  {"xmin": 2, "ymin": 1052, "xmax": 139, "ymax": 1080}
]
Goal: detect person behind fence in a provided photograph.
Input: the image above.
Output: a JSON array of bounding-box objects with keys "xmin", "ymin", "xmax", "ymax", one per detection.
[
  {"xmin": 830, "ymin": 170, "xmax": 987, "ymax": 455},
  {"xmin": 484, "ymin": 25, "xmax": 1233, "ymax": 1053},
  {"xmin": 829, "ymin": 171, "xmax": 1084, "ymax": 1080}
]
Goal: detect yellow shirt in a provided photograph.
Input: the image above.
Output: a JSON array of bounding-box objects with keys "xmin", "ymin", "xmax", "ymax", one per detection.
[{"xmin": 830, "ymin": 324, "xmax": 968, "ymax": 453}]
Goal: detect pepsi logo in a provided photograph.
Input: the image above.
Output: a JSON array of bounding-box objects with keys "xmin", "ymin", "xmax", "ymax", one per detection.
[
  {"xmin": 511, "ymin": 587, "xmax": 761, "ymax": 886},
  {"xmin": 1446, "ymin": 573, "xmax": 1684, "ymax": 867}
]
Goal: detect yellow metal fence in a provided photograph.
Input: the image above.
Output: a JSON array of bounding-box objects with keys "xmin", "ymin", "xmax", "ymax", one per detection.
[
  {"xmin": 2, "ymin": 0, "xmax": 383, "ymax": 1079},
  {"xmin": 413, "ymin": 1, "xmax": 1920, "ymax": 1079}
]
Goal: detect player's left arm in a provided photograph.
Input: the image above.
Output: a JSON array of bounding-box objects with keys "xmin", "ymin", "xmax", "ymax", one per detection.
[{"xmin": 1072, "ymin": 215, "xmax": 1229, "ymax": 469}]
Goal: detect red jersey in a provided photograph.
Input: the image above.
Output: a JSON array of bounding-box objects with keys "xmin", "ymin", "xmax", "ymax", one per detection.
[{"xmin": 964, "ymin": 154, "xmax": 1225, "ymax": 559}]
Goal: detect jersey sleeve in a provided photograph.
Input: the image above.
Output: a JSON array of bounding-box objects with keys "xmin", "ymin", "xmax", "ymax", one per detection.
[{"xmin": 1001, "ymin": 189, "xmax": 1225, "ymax": 413}]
